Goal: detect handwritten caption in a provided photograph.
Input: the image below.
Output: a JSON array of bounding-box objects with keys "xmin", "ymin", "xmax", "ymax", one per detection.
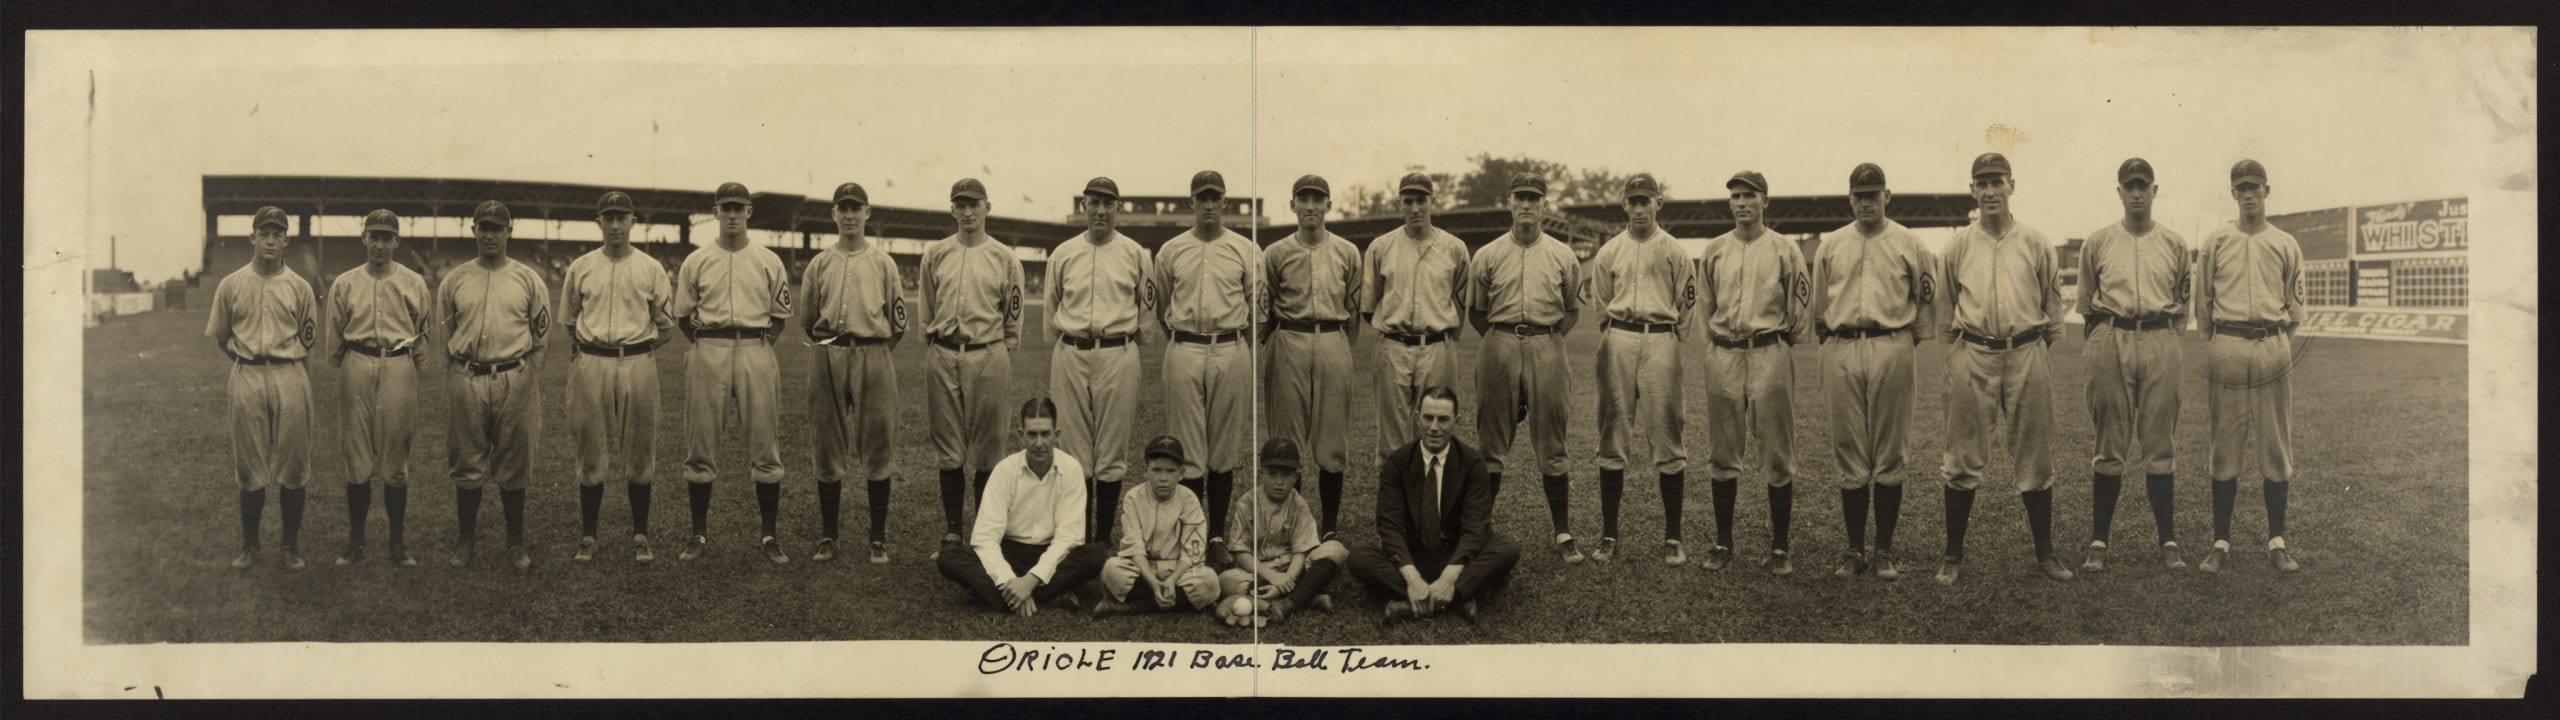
[{"xmin": 978, "ymin": 643, "xmax": 1429, "ymax": 675}]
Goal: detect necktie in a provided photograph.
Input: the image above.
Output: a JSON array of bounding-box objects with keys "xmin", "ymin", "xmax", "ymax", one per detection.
[{"xmin": 1429, "ymin": 456, "xmax": 1443, "ymax": 511}]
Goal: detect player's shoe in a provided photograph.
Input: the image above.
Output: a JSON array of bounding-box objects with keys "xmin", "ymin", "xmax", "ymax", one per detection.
[
  {"xmin": 1555, "ymin": 534, "xmax": 1585, "ymax": 564},
  {"xmin": 1455, "ymin": 598, "xmax": 1482, "ymax": 625},
  {"xmin": 1382, "ymin": 602, "xmax": 1417, "ymax": 625},
  {"xmin": 334, "ymin": 545, "xmax": 365, "ymax": 567},
  {"xmin": 573, "ymin": 537, "xmax": 597, "ymax": 563},
  {"xmin": 811, "ymin": 538, "xmax": 836, "ymax": 563},
  {"xmin": 1934, "ymin": 557, "xmax": 1963, "ymax": 585},
  {"xmin": 1090, "ymin": 596, "xmax": 1132, "ymax": 619},
  {"xmin": 2080, "ymin": 541, "xmax": 2108, "ymax": 573},
  {"xmin": 449, "ymin": 542, "xmax": 476, "ymax": 568},
  {"xmin": 2159, "ymin": 541, "xmax": 2187, "ymax": 570},
  {"xmin": 928, "ymin": 532, "xmax": 962, "ymax": 561},
  {"xmin": 231, "ymin": 549, "xmax": 257, "ymax": 571},
  {"xmin": 283, "ymin": 549, "xmax": 308, "ymax": 571},
  {"xmin": 1046, "ymin": 591, "xmax": 1083, "ymax": 614},
  {"xmin": 1765, "ymin": 549, "xmax": 1795, "ymax": 577},
  {"xmin": 2037, "ymin": 556, "xmax": 2076, "ymax": 582},
  {"xmin": 2270, "ymin": 546, "xmax": 2300, "ymax": 574},
  {"xmin": 1264, "ymin": 597, "xmax": 1295, "ymax": 623},
  {"xmin": 678, "ymin": 534, "xmax": 708, "ymax": 562},
  {"xmin": 389, "ymin": 543, "xmax": 418, "ymax": 568},
  {"xmin": 1833, "ymin": 550, "xmax": 1867, "ymax": 578},
  {"xmin": 1205, "ymin": 537, "xmax": 1230, "ymax": 568},
  {"xmin": 633, "ymin": 534, "xmax": 654, "ymax": 564},
  {"xmin": 762, "ymin": 536, "xmax": 789, "ymax": 565},
  {"xmin": 1873, "ymin": 550, "xmax": 1904, "ymax": 581},
  {"xmin": 1664, "ymin": 539, "xmax": 1689, "ymax": 567},
  {"xmin": 1309, "ymin": 594, "xmax": 1335, "ymax": 614},
  {"xmin": 1701, "ymin": 544, "xmax": 1734, "ymax": 571},
  {"xmin": 2198, "ymin": 544, "xmax": 2228, "ymax": 574},
  {"xmin": 512, "ymin": 546, "xmax": 534, "ymax": 572},
  {"xmin": 868, "ymin": 541, "xmax": 891, "ymax": 564},
  {"xmin": 1591, "ymin": 537, "xmax": 1617, "ymax": 564}
]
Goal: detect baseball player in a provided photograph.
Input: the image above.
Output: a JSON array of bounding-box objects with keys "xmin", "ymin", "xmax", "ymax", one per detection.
[
  {"xmin": 1152, "ymin": 169, "xmax": 1265, "ymax": 564},
  {"xmin": 209, "ymin": 205, "xmax": 319, "ymax": 570},
  {"xmin": 562, "ymin": 191, "xmax": 676, "ymax": 563},
  {"xmin": 1093, "ymin": 436, "xmax": 1219, "ymax": 619},
  {"xmin": 1220, "ymin": 437, "xmax": 1350, "ymax": 624},
  {"xmin": 1465, "ymin": 171, "xmax": 1581, "ymax": 548},
  {"xmin": 1587, "ymin": 172, "xmax": 1695, "ymax": 565},
  {"xmin": 1045, "ymin": 176, "xmax": 1153, "ymax": 546},
  {"xmin": 804, "ymin": 182, "xmax": 908, "ymax": 564},
  {"xmin": 1262, "ymin": 173, "xmax": 1363, "ymax": 539},
  {"xmin": 920, "ymin": 177, "xmax": 1027, "ymax": 559},
  {"xmin": 1696, "ymin": 170, "xmax": 1813, "ymax": 575},
  {"xmin": 1362, "ymin": 172, "xmax": 1471, "ymax": 473},
  {"xmin": 671, "ymin": 182, "xmax": 795, "ymax": 564},
  {"xmin": 2195, "ymin": 159, "xmax": 2305, "ymax": 574},
  {"xmin": 1932, "ymin": 153, "xmax": 2072, "ymax": 584},
  {"xmin": 326, "ymin": 208, "xmax": 432, "ymax": 568},
  {"xmin": 2076, "ymin": 158, "xmax": 2194, "ymax": 573},
  {"xmin": 436, "ymin": 200, "xmax": 553, "ymax": 572},
  {"xmin": 1809, "ymin": 163, "xmax": 1937, "ymax": 580}
]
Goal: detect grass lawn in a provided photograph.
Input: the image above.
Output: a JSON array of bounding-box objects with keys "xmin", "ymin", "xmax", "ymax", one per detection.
[{"xmin": 84, "ymin": 286, "xmax": 2467, "ymax": 646}]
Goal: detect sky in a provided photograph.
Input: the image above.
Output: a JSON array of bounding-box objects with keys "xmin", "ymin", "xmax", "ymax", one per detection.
[{"xmin": 27, "ymin": 27, "xmax": 2534, "ymax": 285}]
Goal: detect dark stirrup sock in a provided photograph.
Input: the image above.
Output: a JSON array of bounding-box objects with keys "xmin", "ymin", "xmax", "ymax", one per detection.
[
  {"xmin": 2210, "ymin": 479, "xmax": 2238, "ymax": 543},
  {"xmin": 818, "ymin": 481, "xmax": 843, "ymax": 541},
  {"xmin": 687, "ymin": 482, "xmax": 713, "ymax": 537},
  {"xmin": 2263, "ymin": 481, "xmax": 2289, "ymax": 540},
  {"xmin": 499, "ymin": 488, "xmax": 526, "ymax": 546},
  {"xmin": 1596, "ymin": 469, "xmax": 1623, "ymax": 538},
  {"xmin": 1659, "ymin": 472, "xmax": 1686, "ymax": 540},
  {"xmin": 1943, "ymin": 487, "xmax": 1976, "ymax": 561},
  {"xmin": 2021, "ymin": 488, "xmax": 2054, "ymax": 559},
  {"xmin": 279, "ymin": 487, "xmax": 305, "ymax": 552},
  {"xmin": 627, "ymin": 483, "xmax": 652, "ymax": 536},
  {"xmin": 456, "ymin": 487, "xmax": 484, "ymax": 544},
  {"xmin": 755, "ymin": 482, "xmax": 780, "ymax": 538},
  {"xmin": 1317, "ymin": 470, "xmax": 1344, "ymax": 537},
  {"xmin": 2090, "ymin": 473, "xmax": 2123, "ymax": 544},
  {"xmin": 938, "ymin": 469, "xmax": 966, "ymax": 534},
  {"xmin": 579, "ymin": 484, "xmax": 604, "ymax": 538},
  {"xmin": 867, "ymin": 480, "xmax": 892, "ymax": 542},
  {"xmin": 1841, "ymin": 486, "xmax": 1871, "ymax": 551},
  {"xmin": 1711, "ymin": 479, "xmax": 1738, "ymax": 547},
  {"xmin": 1768, "ymin": 484, "xmax": 1794, "ymax": 551},
  {"xmin": 1541, "ymin": 474, "xmax": 1572, "ymax": 536},
  {"xmin": 1873, "ymin": 484, "xmax": 1903, "ymax": 553},
  {"xmin": 240, "ymin": 488, "xmax": 267, "ymax": 550},
  {"xmin": 346, "ymin": 483, "xmax": 373, "ymax": 549},
  {"xmin": 2144, "ymin": 474, "xmax": 2175, "ymax": 545}
]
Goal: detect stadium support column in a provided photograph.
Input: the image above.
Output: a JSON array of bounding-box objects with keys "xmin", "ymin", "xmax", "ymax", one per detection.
[
  {"xmin": 298, "ymin": 211, "xmax": 315, "ymax": 281},
  {"xmin": 679, "ymin": 222, "xmax": 691, "ymax": 247},
  {"xmin": 203, "ymin": 208, "xmax": 217, "ymax": 275}
]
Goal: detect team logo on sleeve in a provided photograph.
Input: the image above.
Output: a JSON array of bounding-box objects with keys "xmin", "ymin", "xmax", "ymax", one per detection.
[
  {"xmin": 1140, "ymin": 277, "xmax": 1157, "ymax": 312},
  {"xmin": 1917, "ymin": 272, "xmax": 1935, "ymax": 304},
  {"xmin": 1004, "ymin": 287, "xmax": 1023, "ymax": 325},
  {"xmin": 300, "ymin": 318, "xmax": 316, "ymax": 349},
  {"xmin": 888, "ymin": 296, "xmax": 909, "ymax": 334},
  {"xmin": 775, "ymin": 283, "xmax": 794, "ymax": 315},
  {"xmin": 530, "ymin": 303, "xmax": 550, "ymax": 339}
]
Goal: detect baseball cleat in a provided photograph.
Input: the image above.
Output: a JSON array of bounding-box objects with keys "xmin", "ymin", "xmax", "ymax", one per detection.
[
  {"xmin": 231, "ymin": 550, "xmax": 257, "ymax": 571},
  {"xmin": 1834, "ymin": 550, "xmax": 1867, "ymax": 578},
  {"xmin": 284, "ymin": 550, "xmax": 308, "ymax": 571},
  {"xmin": 2270, "ymin": 547, "xmax": 2300, "ymax": 573},
  {"xmin": 1090, "ymin": 596, "xmax": 1131, "ymax": 619},
  {"xmin": 1934, "ymin": 557, "xmax": 1962, "ymax": 585},
  {"xmin": 811, "ymin": 538, "xmax": 836, "ymax": 562},
  {"xmin": 1765, "ymin": 549, "xmax": 1795, "ymax": 576},
  {"xmin": 1205, "ymin": 537, "xmax": 1230, "ymax": 568},
  {"xmin": 868, "ymin": 541, "xmax": 890, "ymax": 564},
  {"xmin": 2159, "ymin": 542, "xmax": 2187, "ymax": 570},
  {"xmin": 1591, "ymin": 537, "xmax": 1618, "ymax": 563},
  {"xmin": 449, "ymin": 543, "xmax": 475, "ymax": 568},
  {"xmin": 1664, "ymin": 539, "xmax": 1689, "ymax": 567},
  {"xmin": 1873, "ymin": 550, "xmax": 1904, "ymax": 581},
  {"xmin": 633, "ymin": 535, "xmax": 654, "ymax": 564},
  {"xmin": 1455, "ymin": 598, "xmax": 1482, "ymax": 625},
  {"xmin": 2038, "ymin": 556, "xmax": 2076, "ymax": 582},
  {"xmin": 762, "ymin": 536, "xmax": 789, "ymax": 565},
  {"xmin": 2198, "ymin": 545, "xmax": 2228, "ymax": 573},
  {"xmin": 392, "ymin": 548, "xmax": 419, "ymax": 568},
  {"xmin": 678, "ymin": 535, "xmax": 708, "ymax": 561},
  {"xmin": 1702, "ymin": 544, "xmax": 1734, "ymax": 571},
  {"xmin": 512, "ymin": 546, "xmax": 534, "ymax": 572},
  {"xmin": 2080, "ymin": 541, "xmax": 2108, "ymax": 573},
  {"xmin": 1309, "ymin": 594, "xmax": 1335, "ymax": 613},
  {"xmin": 1047, "ymin": 592, "xmax": 1084, "ymax": 614},
  {"xmin": 928, "ymin": 532, "xmax": 961, "ymax": 561},
  {"xmin": 573, "ymin": 537, "xmax": 597, "ymax": 563},
  {"xmin": 334, "ymin": 546, "xmax": 364, "ymax": 567},
  {"xmin": 1555, "ymin": 534, "xmax": 1585, "ymax": 564}
]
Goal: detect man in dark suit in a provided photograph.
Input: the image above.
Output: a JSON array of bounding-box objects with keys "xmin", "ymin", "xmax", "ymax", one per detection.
[{"xmin": 1347, "ymin": 386, "xmax": 1522, "ymax": 623}]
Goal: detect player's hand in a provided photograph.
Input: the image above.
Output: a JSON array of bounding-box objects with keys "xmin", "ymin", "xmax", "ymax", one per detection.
[
  {"xmin": 1404, "ymin": 578, "xmax": 1434, "ymax": 615},
  {"xmin": 1002, "ymin": 576, "xmax": 1039, "ymax": 611},
  {"xmin": 1428, "ymin": 575, "xmax": 1459, "ymax": 607},
  {"xmin": 1156, "ymin": 584, "xmax": 1178, "ymax": 610}
]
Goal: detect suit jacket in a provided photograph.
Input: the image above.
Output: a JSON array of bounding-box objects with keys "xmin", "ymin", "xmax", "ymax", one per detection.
[{"xmin": 1374, "ymin": 437, "xmax": 1496, "ymax": 570}]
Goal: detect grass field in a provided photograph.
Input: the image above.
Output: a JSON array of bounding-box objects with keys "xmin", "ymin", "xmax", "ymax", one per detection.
[{"xmin": 84, "ymin": 286, "xmax": 2468, "ymax": 646}]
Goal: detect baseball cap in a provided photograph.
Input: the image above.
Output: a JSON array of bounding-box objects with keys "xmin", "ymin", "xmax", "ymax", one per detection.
[
  {"xmin": 1084, "ymin": 176, "xmax": 1120, "ymax": 200},
  {"xmin": 1622, "ymin": 173, "xmax": 1662, "ymax": 199},
  {"xmin": 1509, "ymin": 172, "xmax": 1549, "ymax": 197},
  {"xmin": 473, "ymin": 200, "xmax": 513, "ymax": 227},
  {"xmin": 362, "ymin": 209, "xmax": 401, "ymax": 233},
  {"xmin": 1971, "ymin": 153, "xmax": 2012, "ymax": 179},
  {"xmin": 1726, "ymin": 170, "xmax": 1769, "ymax": 194},
  {"xmin": 2118, "ymin": 158, "xmax": 2156, "ymax": 186},
  {"xmin": 252, "ymin": 206, "xmax": 290, "ymax": 231},
  {"xmin": 597, "ymin": 191, "xmax": 636, "ymax": 214},
  {"xmin": 833, "ymin": 182, "xmax": 869, "ymax": 205},
  {"xmin": 2230, "ymin": 159, "xmax": 2268, "ymax": 186},
  {"xmin": 951, "ymin": 178, "xmax": 988, "ymax": 202},
  {"xmin": 1397, "ymin": 172, "xmax": 1435, "ymax": 196},
  {"xmin": 715, "ymin": 182, "xmax": 752, "ymax": 205},
  {"xmin": 1292, "ymin": 174, "xmax": 1330, "ymax": 198},
  {"xmin": 1190, "ymin": 170, "xmax": 1227, "ymax": 197},
  {"xmin": 1258, "ymin": 436, "xmax": 1301, "ymax": 471},
  {"xmin": 1143, "ymin": 435, "xmax": 1186, "ymax": 464},
  {"xmin": 1848, "ymin": 163, "xmax": 1888, "ymax": 193}
]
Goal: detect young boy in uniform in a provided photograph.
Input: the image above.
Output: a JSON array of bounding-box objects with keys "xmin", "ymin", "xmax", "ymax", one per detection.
[
  {"xmin": 1095, "ymin": 436, "xmax": 1221, "ymax": 618},
  {"xmin": 1221, "ymin": 437, "xmax": 1349, "ymax": 624}
]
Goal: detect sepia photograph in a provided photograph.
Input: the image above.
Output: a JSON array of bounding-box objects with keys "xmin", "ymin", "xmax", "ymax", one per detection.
[{"xmin": 21, "ymin": 26, "xmax": 2536, "ymax": 698}]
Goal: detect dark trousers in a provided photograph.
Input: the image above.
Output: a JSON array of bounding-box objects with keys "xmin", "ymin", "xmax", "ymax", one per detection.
[
  {"xmin": 1347, "ymin": 534, "xmax": 1520, "ymax": 604},
  {"xmin": 936, "ymin": 538, "xmax": 1109, "ymax": 612}
]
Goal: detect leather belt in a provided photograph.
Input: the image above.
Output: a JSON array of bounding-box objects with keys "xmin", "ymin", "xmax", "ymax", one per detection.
[
  {"xmin": 1059, "ymin": 334, "xmax": 1133, "ymax": 350},
  {"xmin": 1711, "ymin": 331, "xmax": 1788, "ymax": 350},
  {"xmin": 231, "ymin": 355, "xmax": 302, "ymax": 366},
  {"xmin": 2090, "ymin": 312, "xmax": 2178, "ymax": 332},
  {"xmin": 1171, "ymin": 330, "xmax": 1244, "ymax": 345},
  {"xmin": 1380, "ymin": 329, "xmax": 1454, "ymax": 346},
  {"xmin": 930, "ymin": 335, "xmax": 999, "ymax": 352},
  {"xmin": 694, "ymin": 327, "xmax": 768, "ymax": 340},
  {"xmin": 345, "ymin": 342, "xmax": 412, "ymax": 358},
  {"xmin": 2212, "ymin": 322, "xmax": 2285, "ymax": 341},
  {"xmin": 1957, "ymin": 328, "xmax": 2049, "ymax": 350},
  {"xmin": 460, "ymin": 358, "xmax": 524, "ymax": 376},
  {"xmin": 577, "ymin": 340, "xmax": 660, "ymax": 357},
  {"xmin": 1826, "ymin": 325, "xmax": 1906, "ymax": 341},
  {"xmin": 1276, "ymin": 319, "xmax": 1349, "ymax": 334},
  {"xmin": 1606, "ymin": 318, "xmax": 1679, "ymax": 334},
  {"xmin": 1491, "ymin": 322, "xmax": 1557, "ymax": 337},
  {"xmin": 814, "ymin": 334, "xmax": 892, "ymax": 348}
]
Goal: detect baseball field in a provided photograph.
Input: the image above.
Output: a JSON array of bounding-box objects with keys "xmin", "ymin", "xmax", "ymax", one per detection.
[{"xmin": 82, "ymin": 283, "xmax": 2468, "ymax": 646}]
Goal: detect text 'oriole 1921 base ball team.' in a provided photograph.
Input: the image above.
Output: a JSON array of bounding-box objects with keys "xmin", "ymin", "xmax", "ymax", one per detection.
[{"xmin": 205, "ymin": 153, "xmax": 2307, "ymax": 628}]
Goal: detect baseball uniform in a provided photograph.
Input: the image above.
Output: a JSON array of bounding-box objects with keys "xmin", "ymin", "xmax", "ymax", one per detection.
[
  {"xmin": 327, "ymin": 232, "xmax": 431, "ymax": 565},
  {"xmin": 1933, "ymin": 153, "xmax": 2068, "ymax": 580},
  {"xmin": 1154, "ymin": 220, "xmax": 1264, "ymax": 549},
  {"xmin": 2077, "ymin": 170, "xmax": 2192, "ymax": 565},
  {"xmin": 1589, "ymin": 203, "xmax": 1696, "ymax": 556},
  {"xmin": 436, "ymin": 232, "xmax": 551, "ymax": 564},
  {"xmin": 1363, "ymin": 224, "xmax": 1471, "ymax": 466},
  {"xmin": 1219, "ymin": 467, "xmax": 1350, "ymax": 617},
  {"xmin": 1697, "ymin": 216, "xmax": 1812, "ymax": 563},
  {"xmin": 2197, "ymin": 158, "xmax": 2306, "ymax": 572},
  {"xmin": 1263, "ymin": 224, "xmax": 1363, "ymax": 536},
  {"xmin": 1809, "ymin": 163, "xmax": 1937, "ymax": 578},
  {"xmin": 804, "ymin": 229, "xmax": 908, "ymax": 552},
  {"xmin": 208, "ymin": 217, "xmax": 319, "ymax": 565},
  {"xmin": 1468, "ymin": 226, "xmax": 1580, "ymax": 507},
  {"xmin": 672, "ymin": 185, "xmax": 794, "ymax": 559},
  {"xmin": 1046, "ymin": 219, "xmax": 1153, "ymax": 544},
  {"xmin": 920, "ymin": 221, "xmax": 1025, "ymax": 536},
  {"xmin": 562, "ymin": 235, "xmax": 675, "ymax": 553},
  {"xmin": 1100, "ymin": 483, "xmax": 1218, "ymax": 613}
]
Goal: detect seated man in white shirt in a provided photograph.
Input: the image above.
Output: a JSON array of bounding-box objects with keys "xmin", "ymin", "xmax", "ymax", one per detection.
[{"xmin": 934, "ymin": 397, "xmax": 1110, "ymax": 616}]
